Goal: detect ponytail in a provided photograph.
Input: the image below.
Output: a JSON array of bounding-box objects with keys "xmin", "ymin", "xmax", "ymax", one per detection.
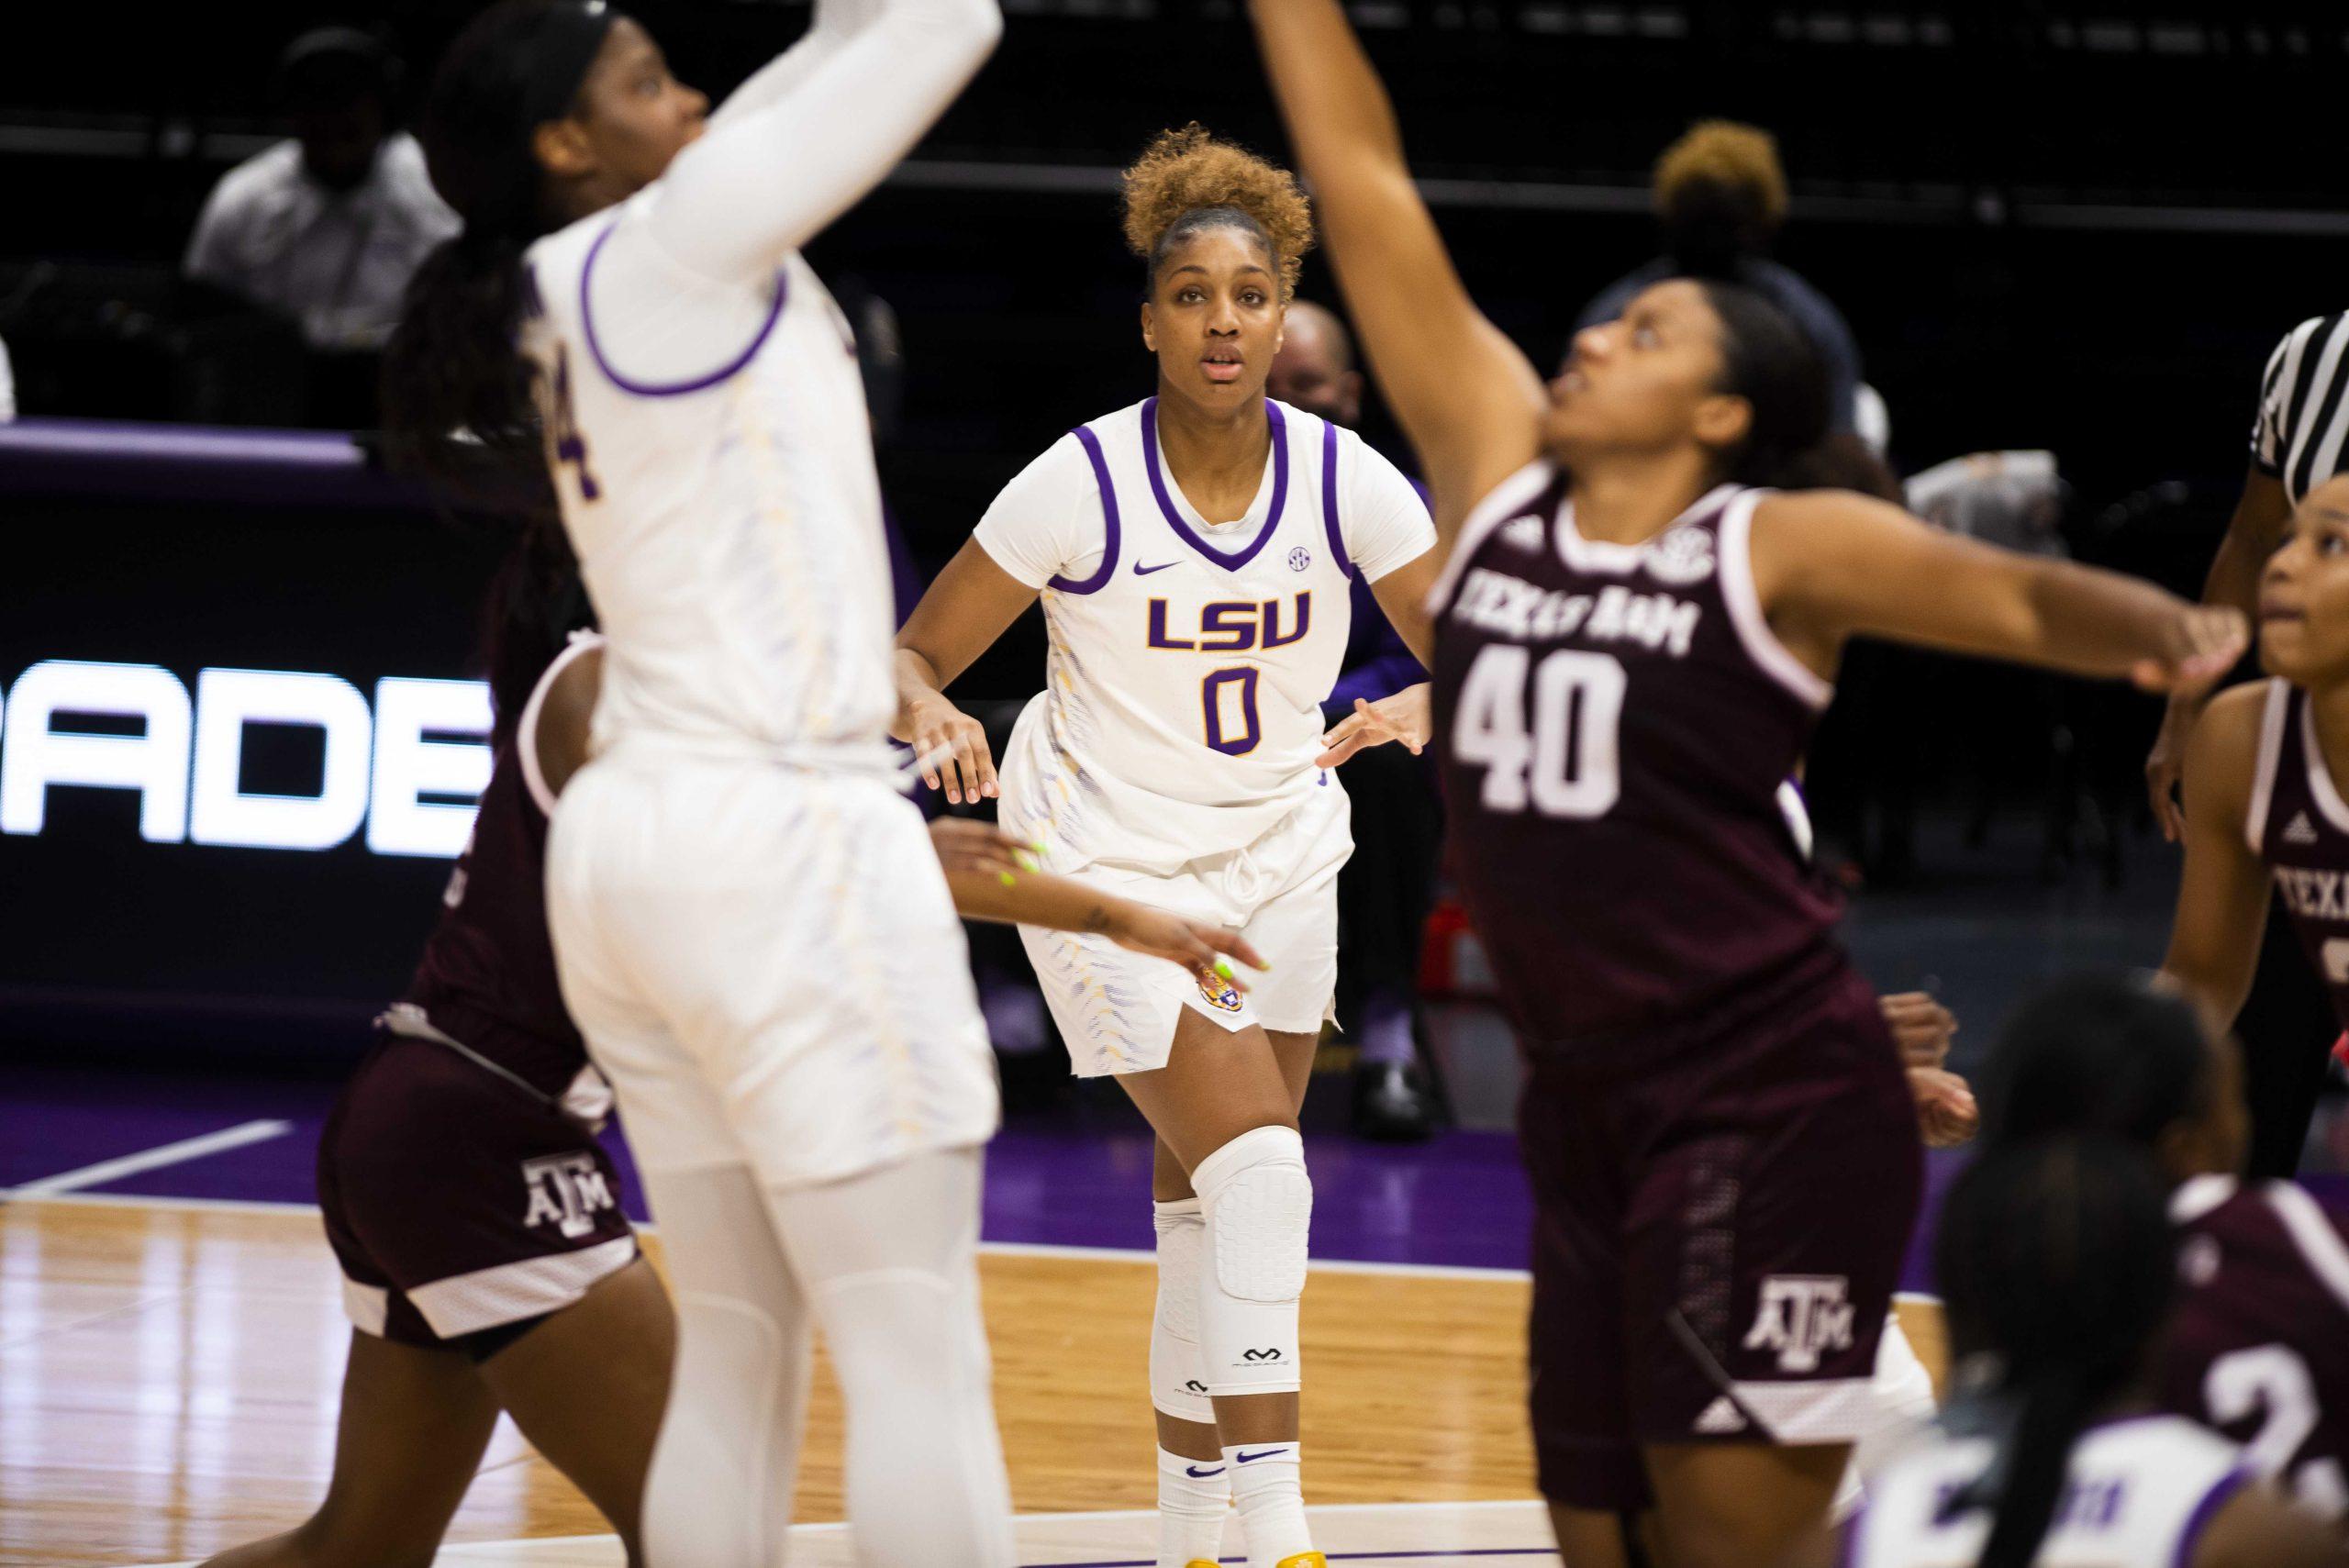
[
  {"xmin": 1932, "ymin": 1136, "xmax": 2178, "ymax": 1568},
  {"xmin": 381, "ymin": 231, "xmax": 544, "ymax": 506},
  {"xmin": 380, "ymin": 0, "xmax": 615, "ymax": 509}
]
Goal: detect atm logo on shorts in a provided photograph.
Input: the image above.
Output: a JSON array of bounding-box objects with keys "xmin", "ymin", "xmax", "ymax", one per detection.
[
  {"xmin": 1197, "ymin": 973, "xmax": 1245, "ymax": 1014},
  {"xmin": 522, "ymin": 1153, "xmax": 617, "ymax": 1240},
  {"xmin": 1741, "ymin": 1274, "xmax": 1855, "ymax": 1374}
]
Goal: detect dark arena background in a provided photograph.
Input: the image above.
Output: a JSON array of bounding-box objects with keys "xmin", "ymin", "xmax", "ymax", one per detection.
[{"xmin": 4, "ymin": 4, "xmax": 2347, "ymax": 1565}]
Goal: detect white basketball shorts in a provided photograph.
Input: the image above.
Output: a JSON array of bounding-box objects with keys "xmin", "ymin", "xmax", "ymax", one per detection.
[
  {"xmin": 1013, "ymin": 775, "xmax": 1353, "ymax": 1077},
  {"xmin": 546, "ymin": 751, "xmax": 1000, "ymax": 1187}
]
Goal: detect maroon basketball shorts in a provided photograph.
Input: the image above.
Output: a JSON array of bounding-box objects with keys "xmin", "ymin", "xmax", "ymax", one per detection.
[
  {"xmin": 1517, "ymin": 961, "xmax": 1922, "ymax": 1511},
  {"xmin": 317, "ymin": 1032, "xmax": 638, "ymax": 1353}
]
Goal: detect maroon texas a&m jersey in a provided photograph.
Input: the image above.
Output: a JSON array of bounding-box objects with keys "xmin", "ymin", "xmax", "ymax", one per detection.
[
  {"xmin": 395, "ymin": 637, "xmax": 596, "ymax": 1101},
  {"xmin": 1428, "ymin": 470, "xmax": 1844, "ymax": 1049},
  {"xmin": 2161, "ymin": 1173, "xmax": 2349, "ymax": 1519},
  {"xmin": 2248, "ymin": 678, "xmax": 2349, "ymax": 1034}
]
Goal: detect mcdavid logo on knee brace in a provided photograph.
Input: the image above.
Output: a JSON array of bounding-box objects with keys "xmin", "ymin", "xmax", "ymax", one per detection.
[{"xmin": 1241, "ymin": 1347, "xmax": 1285, "ymax": 1362}]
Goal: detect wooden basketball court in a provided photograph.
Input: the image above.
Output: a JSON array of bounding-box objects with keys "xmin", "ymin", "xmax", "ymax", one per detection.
[{"xmin": 0, "ymin": 1192, "xmax": 1944, "ymax": 1567}]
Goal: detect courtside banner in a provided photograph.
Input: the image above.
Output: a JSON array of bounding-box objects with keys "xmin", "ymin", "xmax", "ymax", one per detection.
[{"xmin": 2, "ymin": 418, "xmax": 507, "ymax": 1028}]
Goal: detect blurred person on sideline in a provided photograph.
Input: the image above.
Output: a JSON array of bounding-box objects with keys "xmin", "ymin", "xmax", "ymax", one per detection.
[
  {"xmin": 1267, "ymin": 298, "xmax": 1444, "ymax": 1140},
  {"xmin": 184, "ymin": 28, "xmax": 457, "ymax": 350},
  {"xmin": 1578, "ymin": 119, "xmax": 1862, "ymax": 433}
]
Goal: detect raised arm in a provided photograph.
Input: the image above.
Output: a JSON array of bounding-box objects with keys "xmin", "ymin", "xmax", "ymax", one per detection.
[
  {"xmin": 643, "ymin": 0, "xmax": 999, "ymax": 284},
  {"xmin": 2160, "ymin": 684, "xmax": 2276, "ymax": 1039},
  {"xmin": 1754, "ymin": 490, "xmax": 2248, "ymax": 692},
  {"xmin": 1244, "ymin": 0, "xmax": 1544, "ymax": 532}
]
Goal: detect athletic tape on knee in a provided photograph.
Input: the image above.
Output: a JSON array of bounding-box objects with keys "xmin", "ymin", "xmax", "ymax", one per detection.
[
  {"xmin": 1191, "ymin": 1126, "xmax": 1311, "ymax": 1395},
  {"xmin": 1152, "ymin": 1199, "xmax": 1216, "ymax": 1422}
]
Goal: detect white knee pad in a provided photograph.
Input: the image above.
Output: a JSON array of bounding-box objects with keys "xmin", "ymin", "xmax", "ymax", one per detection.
[
  {"xmin": 1152, "ymin": 1198, "xmax": 1218, "ymax": 1423},
  {"xmin": 1189, "ymin": 1125, "xmax": 1311, "ymax": 1397}
]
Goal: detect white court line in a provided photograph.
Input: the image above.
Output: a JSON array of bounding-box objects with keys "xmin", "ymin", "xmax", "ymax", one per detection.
[
  {"xmin": 5, "ymin": 1119, "xmax": 293, "ymax": 1197},
  {"xmin": 0, "ymin": 1185, "xmax": 1948, "ymax": 1306}
]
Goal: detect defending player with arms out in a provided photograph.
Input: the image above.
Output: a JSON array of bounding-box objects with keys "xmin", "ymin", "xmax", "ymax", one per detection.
[
  {"xmin": 377, "ymin": 0, "xmax": 1017, "ymax": 1561},
  {"xmin": 1798, "ymin": 1135, "xmax": 2341, "ymax": 1568},
  {"xmin": 1976, "ymin": 973, "xmax": 2349, "ymax": 1525},
  {"xmin": 1244, "ymin": 5, "xmax": 2245, "ymax": 1564},
  {"xmin": 892, "ymin": 126, "xmax": 1440, "ymax": 1568}
]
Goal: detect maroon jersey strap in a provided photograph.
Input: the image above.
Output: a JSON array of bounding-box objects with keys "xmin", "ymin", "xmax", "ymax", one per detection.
[
  {"xmin": 2247, "ymin": 678, "xmax": 2294, "ymax": 856},
  {"xmin": 2263, "ymin": 1181, "xmax": 2349, "ymax": 1313},
  {"xmin": 1424, "ymin": 458, "xmax": 1564, "ymax": 618}
]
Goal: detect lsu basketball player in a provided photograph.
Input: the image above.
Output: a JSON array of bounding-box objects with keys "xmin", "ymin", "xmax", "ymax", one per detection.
[
  {"xmin": 1807, "ymin": 1136, "xmax": 2338, "ymax": 1568},
  {"xmin": 378, "ymin": 0, "xmax": 1015, "ymax": 1560},
  {"xmin": 891, "ymin": 127, "xmax": 1439, "ymax": 1568},
  {"xmin": 1245, "ymin": 3, "xmax": 2247, "ymax": 1563}
]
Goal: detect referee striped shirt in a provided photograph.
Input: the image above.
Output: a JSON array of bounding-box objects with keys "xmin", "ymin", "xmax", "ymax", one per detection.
[{"xmin": 2254, "ymin": 311, "xmax": 2349, "ymax": 506}]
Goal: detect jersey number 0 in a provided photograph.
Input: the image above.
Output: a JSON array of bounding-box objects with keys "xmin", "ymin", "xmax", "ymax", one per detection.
[{"xmin": 1451, "ymin": 645, "xmax": 1625, "ymax": 818}]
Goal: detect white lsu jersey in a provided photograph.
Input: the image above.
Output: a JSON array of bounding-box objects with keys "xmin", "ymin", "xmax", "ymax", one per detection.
[
  {"xmin": 1847, "ymin": 1414, "xmax": 2252, "ymax": 1568},
  {"xmin": 520, "ymin": 193, "xmax": 899, "ymax": 764},
  {"xmin": 976, "ymin": 396, "xmax": 1434, "ymax": 872}
]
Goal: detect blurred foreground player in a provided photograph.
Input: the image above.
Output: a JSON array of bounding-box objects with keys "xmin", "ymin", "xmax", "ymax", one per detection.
[
  {"xmin": 206, "ymin": 599, "xmax": 1263, "ymax": 1568},
  {"xmin": 1814, "ymin": 1136, "xmax": 2339, "ymax": 1568},
  {"xmin": 382, "ymin": 0, "xmax": 1014, "ymax": 1557},
  {"xmin": 1246, "ymin": 1, "xmax": 2246, "ymax": 1560},
  {"xmin": 1979, "ymin": 974, "xmax": 2349, "ymax": 1521}
]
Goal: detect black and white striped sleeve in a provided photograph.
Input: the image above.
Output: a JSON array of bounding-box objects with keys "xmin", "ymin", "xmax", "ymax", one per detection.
[{"xmin": 2251, "ymin": 311, "xmax": 2349, "ymax": 505}]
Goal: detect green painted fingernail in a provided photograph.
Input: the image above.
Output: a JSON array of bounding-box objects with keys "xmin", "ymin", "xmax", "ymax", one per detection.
[
  {"xmin": 1214, "ymin": 960, "xmax": 1236, "ymax": 981},
  {"xmin": 998, "ymin": 872, "xmax": 1018, "ymax": 887},
  {"xmin": 1017, "ymin": 850, "xmax": 1041, "ymax": 872}
]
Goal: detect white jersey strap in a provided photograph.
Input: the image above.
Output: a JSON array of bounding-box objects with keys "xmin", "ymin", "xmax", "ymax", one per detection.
[
  {"xmin": 2246, "ymin": 677, "xmax": 2293, "ymax": 855},
  {"xmin": 1048, "ymin": 423, "xmax": 1122, "ymax": 595},
  {"xmin": 518, "ymin": 630, "xmax": 607, "ymax": 818},
  {"xmin": 1316, "ymin": 415, "xmax": 1353, "ymax": 581}
]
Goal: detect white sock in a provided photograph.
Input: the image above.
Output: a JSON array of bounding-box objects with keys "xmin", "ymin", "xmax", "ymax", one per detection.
[
  {"xmin": 1223, "ymin": 1440, "xmax": 1314, "ymax": 1568},
  {"xmin": 1156, "ymin": 1444, "xmax": 1230, "ymax": 1567}
]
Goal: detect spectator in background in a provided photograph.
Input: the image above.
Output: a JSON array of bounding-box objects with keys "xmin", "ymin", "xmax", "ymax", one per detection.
[
  {"xmin": 1578, "ymin": 120, "xmax": 1862, "ymax": 433},
  {"xmin": 184, "ymin": 28, "xmax": 456, "ymax": 351},
  {"xmin": 1269, "ymin": 299, "xmax": 1444, "ymax": 1140}
]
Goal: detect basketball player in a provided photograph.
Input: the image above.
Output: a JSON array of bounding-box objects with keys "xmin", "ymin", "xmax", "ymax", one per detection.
[
  {"xmin": 891, "ymin": 125, "xmax": 1438, "ymax": 1568},
  {"xmin": 203, "ymin": 563, "xmax": 1260, "ymax": 1568},
  {"xmin": 378, "ymin": 0, "xmax": 1017, "ymax": 1559},
  {"xmin": 2146, "ymin": 315, "xmax": 2349, "ymax": 1182},
  {"xmin": 1976, "ymin": 973, "xmax": 2349, "ymax": 1522},
  {"xmin": 1243, "ymin": 6, "xmax": 2246, "ymax": 1563},
  {"xmin": 2165, "ymin": 476, "xmax": 2349, "ymax": 1129},
  {"xmin": 1811, "ymin": 1135, "xmax": 2338, "ymax": 1568}
]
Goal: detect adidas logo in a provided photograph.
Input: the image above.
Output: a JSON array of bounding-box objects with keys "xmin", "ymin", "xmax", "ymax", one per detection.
[
  {"xmin": 1501, "ymin": 516, "xmax": 1547, "ymax": 551},
  {"xmin": 2286, "ymin": 811, "xmax": 2321, "ymax": 846},
  {"xmin": 1694, "ymin": 1396, "xmax": 1748, "ymax": 1436}
]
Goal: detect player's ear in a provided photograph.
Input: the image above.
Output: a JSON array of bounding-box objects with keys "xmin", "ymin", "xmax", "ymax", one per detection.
[
  {"xmin": 1140, "ymin": 301, "xmax": 1156, "ymax": 354},
  {"xmin": 532, "ymin": 117, "xmax": 596, "ymax": 182}
]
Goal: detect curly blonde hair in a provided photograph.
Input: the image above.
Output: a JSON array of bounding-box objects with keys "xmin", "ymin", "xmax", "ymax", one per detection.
[
  {"xmin": 1653, "ymin": 119, "xmax": 1788, "ymax": 228},
  {"xmin": 1121, "ymin": 124, "xmax": 1315, "ymax": 302}
]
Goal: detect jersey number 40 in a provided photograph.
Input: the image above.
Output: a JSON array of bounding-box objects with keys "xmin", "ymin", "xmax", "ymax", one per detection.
[{"xmin": 1451, "ymin": 645, "xmax": 1624, "ymax": 818}]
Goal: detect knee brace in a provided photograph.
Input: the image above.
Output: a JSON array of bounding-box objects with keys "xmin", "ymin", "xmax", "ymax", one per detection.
[
  {"xmin": 1152, "ymin": 1198, "xmax": 1217, "ymax": 1423},
  {"xmin": 1189, "ymin": 1125, "xmax": 1312, "ymax": 1397}
]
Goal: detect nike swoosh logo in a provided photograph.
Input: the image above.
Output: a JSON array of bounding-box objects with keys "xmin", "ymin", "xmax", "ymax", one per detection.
[
  {"xmin": 1235, "ymin": 1448, "xmax": 1288, "ymax": 1463},
  {"xmin": 1185, "ymin": 1464, "xmax": 1225, "ymax": 1478},
  {"xmin": 1133, "ymin": 560, "xmax": 1181, "ymax": 576}
]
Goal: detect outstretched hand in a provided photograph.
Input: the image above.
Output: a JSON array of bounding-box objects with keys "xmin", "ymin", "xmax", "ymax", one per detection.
[
  {"xmin": 2132, "ymin": 606, "xmax": 2249, "ymax": 699},
  {"xmin": 1909, "ymin": 1067, "xmax": 1979, "ymax": 1149},
  {"xmin": 1316, "ymin": 684, "xmax": 1432, "ymax": 768},
  {"xmin": 927, "ymin": 817, "xmax": 1029, "ymax": 880}
]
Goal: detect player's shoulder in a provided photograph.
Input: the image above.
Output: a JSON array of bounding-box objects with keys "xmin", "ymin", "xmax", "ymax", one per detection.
[
  {"xmin": 2190, "ymin": 680, "xmax": 2285, "ymax": 786},
  {"xmin": 525, "ymin": 193, "xmax": 651, "ymax": 308}
]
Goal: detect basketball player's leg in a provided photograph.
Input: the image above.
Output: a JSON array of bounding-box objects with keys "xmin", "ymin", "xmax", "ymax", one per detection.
[
  {"xmin": 1642, "ymin": 1442, "xmax": 1851, "ymax": 1568},
  {"xmin": 1145, "ymin": 1022, "xmax": 1322, "ymax": 1559},
  {"xmin": 765, "ymin": 1142, "xmax": 1016, "ymax": 1568},
  {"xmin": 478, "ymin": 1256, "xmax": 675, "ymax": 1562},
  {"xmin": 198, "ymin": 1332, "xmax": 499, "ymax": 1568}
]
